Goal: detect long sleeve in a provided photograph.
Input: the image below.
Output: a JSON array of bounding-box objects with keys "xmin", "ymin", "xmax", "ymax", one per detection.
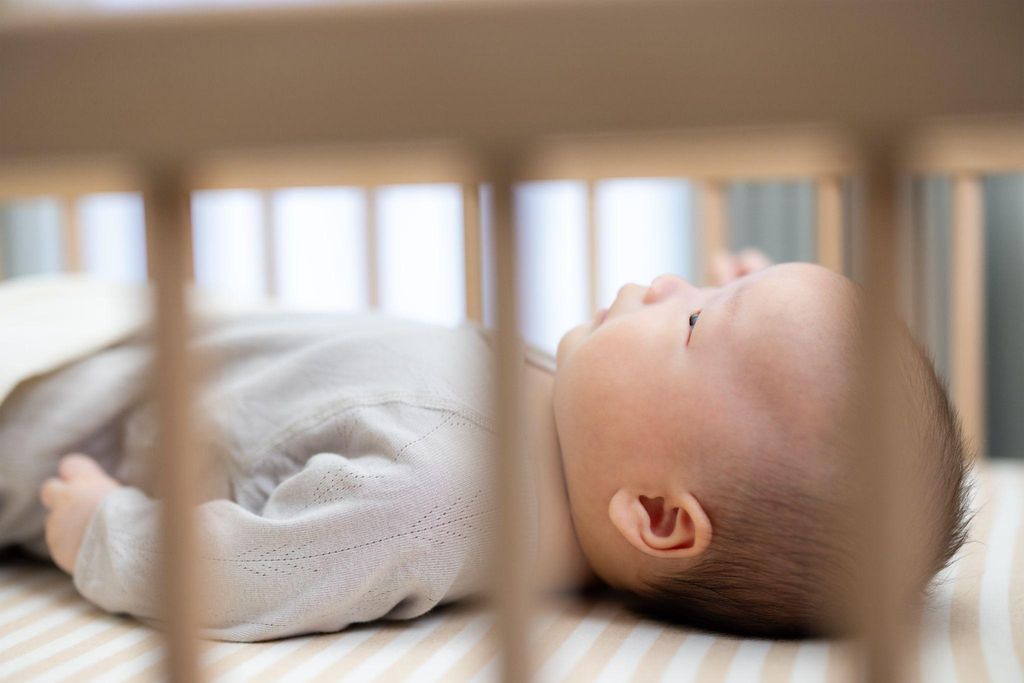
[{"xmin": 73, "ymin": 435, "xmax": 496, "ymax": 642}]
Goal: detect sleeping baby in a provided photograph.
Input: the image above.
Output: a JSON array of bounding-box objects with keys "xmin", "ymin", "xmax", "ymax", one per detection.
[{"xmin": 0, "ymin": 255, "xmax": 970, "ymax": 641}]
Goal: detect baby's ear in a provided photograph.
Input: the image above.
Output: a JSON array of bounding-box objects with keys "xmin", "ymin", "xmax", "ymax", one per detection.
[{"xmin": 608, "ymin": 488, "xmax": 712, "ymax": 559}]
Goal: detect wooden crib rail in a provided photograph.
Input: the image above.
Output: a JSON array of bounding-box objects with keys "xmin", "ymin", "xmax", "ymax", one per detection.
[
  {"xmin": 2, "ymin": 1, "xmax": 1021, "ymax": 157},
  {"xmin": 142, "ymin": 164, "xmax": 201, "ymax": 683}
]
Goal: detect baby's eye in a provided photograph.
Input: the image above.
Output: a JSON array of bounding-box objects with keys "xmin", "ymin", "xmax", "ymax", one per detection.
[{"xmin": 689, "ymin": 312, "xmax": 701, "ymax": 328}]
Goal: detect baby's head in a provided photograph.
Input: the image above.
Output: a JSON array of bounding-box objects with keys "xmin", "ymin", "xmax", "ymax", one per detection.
[{"xmin": 553, "ymin": 263, "xmax": 970, "ymax": 637}]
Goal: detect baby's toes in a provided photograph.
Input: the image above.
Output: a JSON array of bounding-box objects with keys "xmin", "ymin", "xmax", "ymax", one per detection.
[{"xmin": 58, "ymin": 453, "xmax": 105, "ymax": 481}]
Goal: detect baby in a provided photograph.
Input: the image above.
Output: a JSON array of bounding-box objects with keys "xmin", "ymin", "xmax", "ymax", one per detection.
[{"xmin": 1, "ymin": 254, "xmax": 969, "ymax": 641}]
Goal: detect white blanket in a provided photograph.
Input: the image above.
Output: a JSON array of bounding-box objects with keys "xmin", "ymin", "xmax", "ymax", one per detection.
[
  {"xmin": 0, "ymin": 275, "xmax": 278, "ymax": 407},
  {"xmin": 0, "ymin": 275, "xmax": 149, "ymax": 407}
]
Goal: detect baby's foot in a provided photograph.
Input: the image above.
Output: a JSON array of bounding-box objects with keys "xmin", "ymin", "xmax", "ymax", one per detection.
[{"xmin": 39, "ymin": 454, "xmax": 123, "ymax": 575}]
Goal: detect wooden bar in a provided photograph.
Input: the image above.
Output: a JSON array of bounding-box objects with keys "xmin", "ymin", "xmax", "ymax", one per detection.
[
  {"xmin": 486, "ymin": 147, "xmax": 532, "ymax": 683},
  {"xmin": 147, "ymin": 194, "xmax": 196, "ymax": 286},
  {"xmin": 906, "ymin": 179, "xmax": 929, "ymax": 345},
  {"xmin": 142, "ymin": 163, "xmax": 201, "ymax": 683},
  {"xmin": 0, "ymin": 211, "xmax": 5, "ymax": 280},
  {"xmin": 950, "ymin": 173, "xmax": 986, "ymax": 457},
  {"xmin": 365, "ymin": 187, "xmax": 380, "ymax": 309},
  {"xmin": 260, "ymin": 191, "xmax": 279, "ymax": 299},
  {"xmin": 526, "ymin": 127, "xmax": 856, "ymax": 182},
  {"xmin": 698, "ymin": 180, "xmax": 728, "ymax": 286},
  {"xmin": 853, "ymin": 130, "xmax": 921, "ymax": 683},
  {"xmin": 585, "ymin": 180, "xmax": 600, "ymax": 314},
  {"xmin": 816, "ymin": 176, "xmax": 844, "ymax": 272},
  {"xmin": 191, "ymin": 142, "xmax": 477, "ymax": 191},
  {"xmin": 915, "ymin": 178, "xmax": 950, "ymax": 371},
  {"xmin": 3, "ymin": 118, "xmax": 1021, "ymax": 200},
  {"xmin": 906, "ymin": 116, "xmax": 1024, "ymax": 174},
  {"xmin": 0, "ymin": 158, "xmax": 140, "ymax": 202},
  {"xmin": 183, "ymin": 205, "xmax": 196, "ymax": 284},
  {"xmin": 462, "ymin": 183, "xmax": 483, "ymax": 321},
  {"xmin": 3, "ymin": 3, "xmax": 1020, "ymax": 158},
  {"xmin": 60, "ymin": 196, "xmax": 83, "ymax": 273},
  {"xmin": 897, "ymin": 177, "xmax": 919, "ymax": 334}
]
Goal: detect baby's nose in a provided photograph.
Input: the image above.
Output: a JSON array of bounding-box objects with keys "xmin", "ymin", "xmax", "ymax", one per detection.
[{"xmin": 643, "ymin": 274, "xmax": 698, "ymax": 303}]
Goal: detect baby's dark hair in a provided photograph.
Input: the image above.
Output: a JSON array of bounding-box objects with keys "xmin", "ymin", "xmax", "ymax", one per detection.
[{"xmin": 634, "ymin": 328, "xmax": 973, "ymax": 639}]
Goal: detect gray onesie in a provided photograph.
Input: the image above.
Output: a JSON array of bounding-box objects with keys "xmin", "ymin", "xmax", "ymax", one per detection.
[{"xmin": 0, "ymin": 311, "xmax": 545, "ymax": 642}]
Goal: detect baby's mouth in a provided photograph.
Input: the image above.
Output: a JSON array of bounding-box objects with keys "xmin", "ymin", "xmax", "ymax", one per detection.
[{"xmin": 593, "ymin": 308, "xmax": 608, "ymax": 326}]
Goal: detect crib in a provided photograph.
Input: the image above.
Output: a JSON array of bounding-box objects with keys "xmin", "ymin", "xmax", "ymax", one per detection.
[{"xmin": 1, "ymin": 1, "xmax": 1023, "ymax": 681}]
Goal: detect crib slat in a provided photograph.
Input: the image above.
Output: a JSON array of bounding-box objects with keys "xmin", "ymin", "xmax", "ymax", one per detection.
[
  {"xmin": 260, "ymin": 191, "xmax": 279, "ymax": 299},
  {"xmin": 142, "ymin": 163, "xmax": 201, "ymax": 683},
  {"xmin": 897, "ymin": 177, "xmax": 919, "ymax": 337},
  {"xmin": 145, "ymin": 199, "xmax": 195, "ymax": 284},
  {"xmin": 698, "ymin": 180, "xmax": 728, "ymax": 286},
  {"xmin": 487, "ymin": 147, "xmax": 533, "ymax": 682},
  {"xmin": 816, "ymin": 176, "xmax": 844, "ymax": 273},
  {"xmin": 585, "ymin": 180, "xmax": 600, "ymax": 314},
  {"xmin": 907, "ymin": 179, "xmax": 932, "ymax": 347},
  {"xmin": 950, "ymin": 173, "xmax": 986, "ymax": 458},
  {"xmin": 462, "ymin": 183, "xmax": 483, "ymax": 322},
  {"xmin": 365, "ymin": 187, "xmax": 380, "ymax": 309},
  {"xmin": 60, "ymin": 196, "xmax": 83, "ymax": 273},
  {"xmin": 854, "ymin": 132, "xmax": 919, "ymax": 683}
]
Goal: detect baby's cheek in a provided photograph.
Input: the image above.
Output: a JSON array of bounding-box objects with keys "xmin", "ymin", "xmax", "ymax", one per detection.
[{"xmin": 555, "ymin": 360, "xmax": 621, "ymax": 470}]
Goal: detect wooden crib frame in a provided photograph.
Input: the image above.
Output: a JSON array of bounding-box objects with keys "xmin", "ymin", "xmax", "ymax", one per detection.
[{"xmin": 1, "ymin": 1, "xmax": 1022, "ymax": 681}]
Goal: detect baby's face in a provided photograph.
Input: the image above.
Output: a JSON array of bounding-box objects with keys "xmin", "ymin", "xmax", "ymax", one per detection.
[{"xmin": 552, "ymin": 263, "xmax": 851, "ymax": 587}]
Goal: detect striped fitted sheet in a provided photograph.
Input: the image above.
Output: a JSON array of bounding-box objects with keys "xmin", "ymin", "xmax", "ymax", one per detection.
[{"xmin": 0, "ymin": 462, "xmax": 1019, "ymax": 682}]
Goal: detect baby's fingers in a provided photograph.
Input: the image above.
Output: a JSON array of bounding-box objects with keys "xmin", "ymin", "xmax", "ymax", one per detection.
[
  {"xmin": 711, "ymin": 251, "xmax": 740, "ymax": 287},
  {"xmin": 58, "ymin": 453, "xmax": 104, "ymax": 481},
  {"xmin": 736, "ymin": 248, "xmax": 772, "ymax": 275},
  {"xmin": 39, "ymin": 477, "xmax": 67, "ymax": 510}
]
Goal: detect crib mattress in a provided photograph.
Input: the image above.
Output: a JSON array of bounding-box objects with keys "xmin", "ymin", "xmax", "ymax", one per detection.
[{"xmin": 0, "ymin": 462, "xmax": 1019, "ymax": 682}]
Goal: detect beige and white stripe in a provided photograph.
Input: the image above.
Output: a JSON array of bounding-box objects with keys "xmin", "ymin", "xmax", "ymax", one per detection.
[{"xmin": 0, "ymin": 462, "xmax": 1020, "ymax": 682}]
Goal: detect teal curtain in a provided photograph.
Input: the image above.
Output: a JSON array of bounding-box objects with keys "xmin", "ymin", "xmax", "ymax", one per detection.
[
  {"xmin": 0, "ymin": 199, "xmax": 64, "ymax": 278},
  {"xmin": 985, "ymin": 174, "xmax": 1024, "ymax": 460},
  {"xmin": 728, "ymin": 180, "xmax": 816, "ymax": 264}
]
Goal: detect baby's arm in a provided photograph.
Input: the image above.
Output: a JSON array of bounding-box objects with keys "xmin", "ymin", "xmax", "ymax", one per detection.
[
  {"xmin": 64, "ymin": 446, "xmax": 468, "ymax": 642},
  {"xmin": 39, "ymin": 454, "xmax": 123, "ymax": 575}
]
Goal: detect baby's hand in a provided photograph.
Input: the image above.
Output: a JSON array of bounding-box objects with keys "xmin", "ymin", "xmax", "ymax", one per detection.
[
  {"xmin": 39, "ymin": 454, "xmax": 123, "ymax": 575},
  {"xmin": 711, "ymin": 248, "xmax": 773, "ymax": 286}
]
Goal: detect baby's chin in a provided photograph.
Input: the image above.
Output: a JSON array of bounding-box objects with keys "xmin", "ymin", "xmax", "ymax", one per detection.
[
  {"xmin": 555, "ymin": 322, "xmax": 593, "ymax": 368},
  {"xmin": 556, "ymin": 308, "xmax": 608, "ymax": 368}
]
